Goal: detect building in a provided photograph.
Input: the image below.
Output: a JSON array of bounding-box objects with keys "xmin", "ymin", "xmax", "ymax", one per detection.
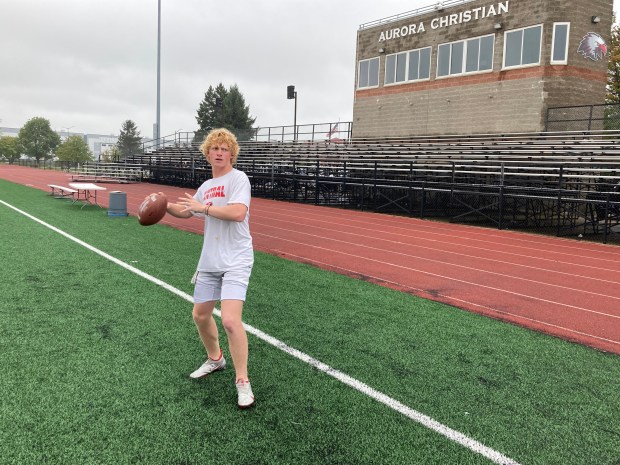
[
  {"xmin": 353, "ymin": 0, "xmax": 614, "ymax": 137},
  {"xmin": 0, "ymin": 127, "xmax": 150, "ymax": 161}
]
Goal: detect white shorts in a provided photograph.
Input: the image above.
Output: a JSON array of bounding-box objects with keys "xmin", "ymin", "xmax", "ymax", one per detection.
[{"xmin": 192, "ymin": 267, "xmax": 252, "ymax": 303}]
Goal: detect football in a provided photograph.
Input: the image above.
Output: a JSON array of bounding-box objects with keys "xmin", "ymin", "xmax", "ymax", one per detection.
[{"xmin": 138, "ymin": 193, "xmax": 168, "ymax": 226}]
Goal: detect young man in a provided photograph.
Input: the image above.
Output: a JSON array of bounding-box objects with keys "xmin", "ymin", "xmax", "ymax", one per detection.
[{"xmin": 165, "ymin": 128, "xmax": 255, "ymax": 409}]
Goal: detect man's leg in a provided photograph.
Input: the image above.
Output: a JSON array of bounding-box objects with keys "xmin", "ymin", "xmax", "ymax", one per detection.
[
  {"xmin": 219, "ymin": 299, "xmax": 248, "ymax": 381},
  {"xmin": 192, "ymin": 301, "xmax": 221, "ymax": 359}
]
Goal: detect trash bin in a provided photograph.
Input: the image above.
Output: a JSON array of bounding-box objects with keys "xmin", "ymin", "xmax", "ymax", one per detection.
[{"xmin": 108, "ymin": 191, "xmax": 128, "ymax": 217}]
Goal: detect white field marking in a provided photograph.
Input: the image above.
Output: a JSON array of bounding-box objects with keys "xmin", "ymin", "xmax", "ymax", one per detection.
[
  {"xmin": 254, "ymin": 217, "xmax": 620, "ymax": 283},
  {"xmin": 252, "ymin": 204, "xmax": 620, "ymax": 267},
  {"xmin": 254, "ymin": 231, "xmax": 620, "ymax": 321},
  {"xmin": 254, "ymin": 221, "xmax": 620, "ymax": 294},
  {"xmin": 275, "ymin": 250, "xmax": 620, "ymax": 349},
  {"xmin": 1, "ymin": 199, "xmax": 522, "ymax": 465}
]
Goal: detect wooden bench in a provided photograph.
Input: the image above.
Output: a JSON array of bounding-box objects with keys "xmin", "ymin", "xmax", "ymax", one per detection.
[{"xmin": 48, "ymin": 184, "xmax": 78, "ymax": 200}]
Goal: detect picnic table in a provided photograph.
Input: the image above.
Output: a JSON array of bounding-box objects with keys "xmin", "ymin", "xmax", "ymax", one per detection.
[{"xmin": 68, "ymin": 182, "xmax": 106, "ymax": 208}]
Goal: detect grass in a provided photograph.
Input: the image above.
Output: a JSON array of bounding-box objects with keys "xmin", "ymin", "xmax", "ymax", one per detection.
[{"xmin": 1, "ymin": 179, "xmax": 620, "ymax": 465}]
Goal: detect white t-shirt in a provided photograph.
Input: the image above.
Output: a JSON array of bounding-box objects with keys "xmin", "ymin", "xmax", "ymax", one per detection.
[{"xmin": 193, "ymin": 168, "xmax": 254, "ymax": 271}]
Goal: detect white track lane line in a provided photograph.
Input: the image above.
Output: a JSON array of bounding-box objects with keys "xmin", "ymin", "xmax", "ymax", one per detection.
[
  {"xmin": 253, "ymin": 221, "xmax": 620, "ymax": 296},
  {"xmin": 252, "ymin": 206, "xmax": 620, "ymax": 268},
  {"xmin": 273, "ymin": 249, "xmax": 620, "ymax": 349},
  {"xmin": 254, "ymin": 231, "xmax": 620, "ymax": 321},
  {"xmin": 253, "ymin": 217, "xmax": 620, "ymax": 282},
  {"xmin": 1, "ymin": 199, "xmax": 521, "ymax": 465}
]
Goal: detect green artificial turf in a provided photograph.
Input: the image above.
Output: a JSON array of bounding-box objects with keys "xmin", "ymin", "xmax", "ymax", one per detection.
[{"xmin": 1, "ymin": 179, "xmax": 620, "ymax": 465}]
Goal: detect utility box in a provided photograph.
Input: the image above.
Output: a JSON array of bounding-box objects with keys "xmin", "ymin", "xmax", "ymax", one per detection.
[{"xmin": 108, "ymin": 191, "xmax": 128, "ymax": 217}]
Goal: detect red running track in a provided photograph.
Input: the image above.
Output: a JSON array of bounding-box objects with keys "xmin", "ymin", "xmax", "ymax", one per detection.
[{"xmin": 2, "ymin": 165, "xmax": 620, "ymax": 355}]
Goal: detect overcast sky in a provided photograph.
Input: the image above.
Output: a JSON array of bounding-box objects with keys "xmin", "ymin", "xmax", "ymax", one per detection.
[{"xmin": 1, "ymin": 0, "xmax": 618, "ymax": 138}]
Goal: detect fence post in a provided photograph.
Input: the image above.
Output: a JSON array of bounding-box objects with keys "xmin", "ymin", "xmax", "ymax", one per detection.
[
  {"xmin": 603, "ymin": 192, "xmax": 611, "ymax": 244},
  {"xmin": 420, "ymin": 179, "xmax": 426, "ymax": 218},
  {"xmin": 409, "ymin": 161, "xmax": 414, "ymax": 216},
  {"xmin": 342, "ymin": 161, "xmax": 347, "ymax": 207},
  {"xmin": 293, "ymin": 160, "xmax": 297, "ymax": 201},
  {"xmin": 271, "ymin": 161, "xmax": 276, "ymax": 200},
  {"xmin": 449, "ymin": 162, "xmax": 456, "ymax": 219},
  {"xmin": 315, "ymin": 160, "xmax": 320, "ymax": 205},
  {"xmin": 498, "ymin": 163, "xmax": 505, "ymax": 230},
  {"xmin": 556, "ymin": 165, "xmax": 564, "ymax": 237},
  {"xmin": 373, "ymin": 161, "xmax": 378, "ymax": 212}
]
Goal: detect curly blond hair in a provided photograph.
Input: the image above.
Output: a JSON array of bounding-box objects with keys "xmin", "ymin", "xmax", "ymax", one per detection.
[{"xmin": 199, "ymin": 128, "xmax": 240, "ymax": 165}]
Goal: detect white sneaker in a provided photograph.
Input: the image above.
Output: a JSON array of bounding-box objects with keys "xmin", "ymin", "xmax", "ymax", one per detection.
[
  {"xmin": 235, "ymin": 379, "xmax": 255, "ymax": 409},
  {"xmin": 189, "ymin": 355, "xmax": 226, "ymax": 379}
]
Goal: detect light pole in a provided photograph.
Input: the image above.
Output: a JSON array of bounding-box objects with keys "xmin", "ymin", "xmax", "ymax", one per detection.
[
  {"xmin": 62, "ymin": 126, "xmax": 75, "ymax": 141},
  {"xmin": 287, "ymin": 85, "xmax": 297, "ymax": 142},
  {"xmin": 156, "ymin": 0, "xmax": 161, "ymax": 144}
]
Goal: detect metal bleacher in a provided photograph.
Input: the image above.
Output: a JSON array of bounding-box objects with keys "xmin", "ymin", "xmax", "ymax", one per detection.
[
  {"xmin": 124, "ymin": 130, "xmax": 620, "ymax": 243},
  {"xmin": 68, "ymin": 163, "xmax": 143, "ymax": 183}
]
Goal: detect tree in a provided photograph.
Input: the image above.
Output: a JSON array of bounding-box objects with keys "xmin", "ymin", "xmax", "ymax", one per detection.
[
  {"xmin": 195, "ymin": 83, "xmax": 228, "ymax": 142},
  {"xmin": 0, "ymin": 136, "xmax": 20, "ymax": 164},
  {"xmin": 17, "ymin": 117, "xmax": 61, "ymax": 163},
  {"xmin": 100, "ymin": 145, "xmax": 121, "ymax": 163},
  {"xmin": 607, "ymin": 20, "xmax": 620, "ymax": 104},
  {"xmin": 220, "ymin": 85, "xmax": 256, "ymax": 140},
  {"xmin": 605, "ymin": 20, "xmax": 620, "ymax": 129},
  {"xmin": 195, "ymin": 83, "xmax": 255, "ymax": 141},
  {"xmin": 116, "ymin": 120, "xmax": 142, "ymax": 158},
  {"xmin": 55, "ymin": 135, "xmax": 93, "ymax": 164}
]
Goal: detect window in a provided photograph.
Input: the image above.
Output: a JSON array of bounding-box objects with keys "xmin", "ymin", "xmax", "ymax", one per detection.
[
  {"xmin": 466, "ymin": 35, "xmax": 494, "ymax": 72},
  {"xmin": 385, "ymin": 47, "xmax": 431, "ymax": 85},
  {"xmin": 551, "ymin": 22, "xmax": 570, "ymax": 65},
  {"xmin": 437, "ymin": 34, "xmax": 495, "ymax": 77},
  {"xmin": 385, "ymin": 52, "xmax": 407, "ymax": 85},
  {"xmin": 409, "ymin": 47, "xmax": 431, "ymax": 81},
  {"xmin": 358, "ymin": 57, "xmax": 380, "ymax": 89},
  {"xmin": 503, "ymin": 24, "xmax": 543, "ymax": 69}
]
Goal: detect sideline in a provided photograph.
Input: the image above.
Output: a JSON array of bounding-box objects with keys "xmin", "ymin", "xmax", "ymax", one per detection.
[{"xmin": 0, "ymin": 199, "xmax": 521, "ymax": 465}]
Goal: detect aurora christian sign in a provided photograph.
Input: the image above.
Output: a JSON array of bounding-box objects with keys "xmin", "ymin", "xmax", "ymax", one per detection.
[{"xmin": 378, "ymin": 1, "xmax": 510, "ymax": 42}]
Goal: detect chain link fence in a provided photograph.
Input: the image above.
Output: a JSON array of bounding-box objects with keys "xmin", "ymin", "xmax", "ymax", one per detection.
[{"xmin": 546, "ymin": 103, "xmax": 620, "ymax": 131}]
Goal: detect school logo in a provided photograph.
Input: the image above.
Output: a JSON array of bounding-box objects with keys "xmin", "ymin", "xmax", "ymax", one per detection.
[{"xmin": 577, "ymin": 32, "xmax": 608, "ymax": 61}]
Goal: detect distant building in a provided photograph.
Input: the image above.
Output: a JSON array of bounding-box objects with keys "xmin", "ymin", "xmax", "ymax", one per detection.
[
  {"xmin": 0, "ymin": 127, "xmax": 153, "ymax": 161},
  {"xmin": 0, "ymin": 127, "xmax": 20, "ymax": 138},
  {"xmin": 85, "ymin": 134, "xmax": 119, "ymax": 161},
  {"xmin": 353, "ymin": 0, "xmax": 613, "ymax": 137}
]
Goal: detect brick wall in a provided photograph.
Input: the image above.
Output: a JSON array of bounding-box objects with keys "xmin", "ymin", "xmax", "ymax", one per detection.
[{"xmin": 352, "ymin": 0, "xmax": 613, "ymax": 137}]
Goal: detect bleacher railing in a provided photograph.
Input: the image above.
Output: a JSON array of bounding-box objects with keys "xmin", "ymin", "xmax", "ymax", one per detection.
[
  {"xmin": 141, "ymin": 121, "xmax": 352, "ymax": 152},
  {"xmin": 358, "ymin": 0, "xmax": 476, "ymax": 30},
  {"xmin": 124, "ymin": 127, "xmax": 620, "ymax": 243}
]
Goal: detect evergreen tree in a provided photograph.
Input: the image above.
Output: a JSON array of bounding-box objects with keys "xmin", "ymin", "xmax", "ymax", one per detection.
[
  {"xmin": 220, "ymin": 85, "xmax": 256, "ymax": 140},
  {"xmin": 195, "ymin": 85, "xmax": 218, "ymax": 138},
  {"xmin": 213, "ymin": 83, "xmax": 228, "ymax": 127},
  {"xmin": 195, "ymin": 83, "xmax": 255, "ymax": 141},
  {"xmin": 18, "ymin": 117, "xmax": 61, "ymax": 163},
  {"xmin": 117, "ymin": 120, "xmax": 142, "ymax": 158}
]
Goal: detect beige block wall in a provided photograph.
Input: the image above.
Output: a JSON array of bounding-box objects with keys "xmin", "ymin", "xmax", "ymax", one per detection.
[{"xmin": 354, "ymin": 78, "xmax": 546, "ymax": 137}]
